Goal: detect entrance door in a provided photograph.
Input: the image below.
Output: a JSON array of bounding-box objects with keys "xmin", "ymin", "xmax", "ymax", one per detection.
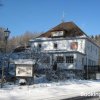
[{"xmin": 52, "ymin": 62, "xmax": 57, "ymax": 71}]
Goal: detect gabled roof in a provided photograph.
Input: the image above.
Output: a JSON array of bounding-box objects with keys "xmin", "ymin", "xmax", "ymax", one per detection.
[{"xmin": 39, "ymin": 22, "xmax": 87, "ymax": 38}]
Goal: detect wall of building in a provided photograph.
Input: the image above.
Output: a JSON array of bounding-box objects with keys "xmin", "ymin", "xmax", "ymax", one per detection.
[
  {"xmin": 75, "ymin": 53, "xmax": 84, "ymax": 69},
  {"xmin": 31, "ymin": 37, "xmax": 99, "ymax": 70},
  {"xmin": 85, "ymin": 39, "xmax": 99, "ymax": 65},
  {"xmin": 32, "ymin": 38, "xmax": 86, "ymax": 54},
  {"xmin": 98, "ymin": 50, "xmax": 100, "ymax": 65},
  {"xmin": 35, "ymin": 52, "xmax": 84, "ymax": 70},
  {"xmin": 52, "ymin": 53, "xmax": 75, "ymax": 70}
]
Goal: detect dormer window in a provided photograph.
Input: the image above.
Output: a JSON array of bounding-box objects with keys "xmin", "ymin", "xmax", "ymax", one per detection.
[{"xmin": 52, "ymin": 31, "xmax": 64, "ymax": 37}]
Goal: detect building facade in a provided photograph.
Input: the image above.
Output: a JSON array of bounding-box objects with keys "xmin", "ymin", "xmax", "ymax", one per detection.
[{"xmin": 29, "ymin": 22, "xmax": 99, "ymax": 78}]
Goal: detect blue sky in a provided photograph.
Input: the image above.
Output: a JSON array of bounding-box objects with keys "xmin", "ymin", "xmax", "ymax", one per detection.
[{"xmin": 0, "ymin": 0, "xmax": 100, "ymax": 37}]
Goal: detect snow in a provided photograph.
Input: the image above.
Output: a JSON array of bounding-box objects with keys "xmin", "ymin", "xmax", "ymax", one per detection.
[
  {"xmin": 19, "ymin": 79, "xmax": 26, "ymax": 84},
  {"xmin": 14, "ymin": 59, "xmax": 36, "ymax": 65},
  {"xmin": 29, "ymin": 37, "xmax": 49, "ymax": 42},
  {"xmin": 0, "ymin": 79, "xmax": 100, "ymax": 100}
]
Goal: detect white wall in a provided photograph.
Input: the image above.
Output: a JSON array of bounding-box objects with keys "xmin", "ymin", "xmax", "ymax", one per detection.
[
  {"xmin": 31, "ymin": 37, "xmax": 99, "ymax": 66},
  {"xmin": 75, "ymin": 53, "xmax": 84, "ymax": 69},
  {"xmin": 54, "ymin": 53, "xmax": 75, "ymax": 70},
  {"xmin": 49, "ymin": 53, "xmax": 84, "ymax": 70},
  {"xmin": 32, "ymin": 38, "xmax": 86, "ymax": 53}
]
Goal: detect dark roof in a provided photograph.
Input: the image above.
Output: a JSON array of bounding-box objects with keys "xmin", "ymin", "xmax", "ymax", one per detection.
[
  {"xmin": 13, "ymin": 45, "xmax": 30, "ymax": 53},
  {"xmin": 39, "ymin": 22, "xmax": 87, "ymax": 38},
  {"xmin": 37, "ymin": 21, "xmax": 100, "ymax": 48}
]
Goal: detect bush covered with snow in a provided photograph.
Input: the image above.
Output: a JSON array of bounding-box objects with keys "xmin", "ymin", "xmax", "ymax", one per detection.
[{"xmin": 19, "ymin": 79, "xmax": 26, "ymax": 85}]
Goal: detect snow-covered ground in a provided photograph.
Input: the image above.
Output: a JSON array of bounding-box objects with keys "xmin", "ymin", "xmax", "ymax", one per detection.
[{"xmin": 0, "ymin": 79, "xmax": 100, "ymax": 100}]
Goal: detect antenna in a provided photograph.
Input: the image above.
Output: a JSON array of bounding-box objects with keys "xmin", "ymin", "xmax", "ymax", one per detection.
[{"xmin": 62, "ymin": 11, "xmax": 65, "ymax": 22}]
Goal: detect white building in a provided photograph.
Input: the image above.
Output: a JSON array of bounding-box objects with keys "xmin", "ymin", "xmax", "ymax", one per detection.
[{"xmin": 29, "ymin": 22, "xmax": 100, "ymax": 78}]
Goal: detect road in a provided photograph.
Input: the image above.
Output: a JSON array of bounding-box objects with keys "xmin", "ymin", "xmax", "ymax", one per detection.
[{"xmin": 63, "ymin": 96, "xmax": 99, "ymax": 100}]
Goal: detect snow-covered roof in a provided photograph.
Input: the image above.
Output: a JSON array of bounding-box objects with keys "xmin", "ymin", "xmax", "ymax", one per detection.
[
  {"xmin": 44, "ymin": 50, "xmax": 86, "ymax": 55},
  {"xmin": 14, "ymin": 59, "xmax": 36, "ymax": 65},
  {"xmin": 29, "ymin": 37, "xmax": 50, "ymax": 42}
]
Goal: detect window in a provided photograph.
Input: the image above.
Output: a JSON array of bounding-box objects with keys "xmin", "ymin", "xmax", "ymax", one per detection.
[
  {"xmin": 57, "ymin": 56, "xmax": 64, "ymax": 63},
  {"xmin": 88, "ymin": 59, "xmax": 91, "ymax": 65},
  {"xmin": 66, "ymin": 56, "xmax": 74, "ymax": 63},
  {"xmin": 91, "ymin": 45, "xmax": 92, "ymax": 52},
  {"xmin": 70, "ymin": 42, "xmax": 78, "ymax": 50},
  {"xmin": 82, "ymin": 58, "xmax": 84, "ymax": 65},
  {"xmin": 38, "ymin": 44, "xmax": 41, "ymax": 48},
  {"xmin": 54, "ymin": 43, "xmax": 57, "ymax": 49},
  {"xmin": 96, "ymin": 49, "xmax": 97, "ymax": 55},
  {"xmin": 86, "ymin": 58, "xmax": 87, "ymax": 65},
  {"xmin": 52, "ymin": 31, "xmax": 64, "ymax": 37}
]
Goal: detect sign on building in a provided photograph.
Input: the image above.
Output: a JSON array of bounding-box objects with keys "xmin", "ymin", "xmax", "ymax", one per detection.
[{"xmin": 16, "ymin": 65, "xmax": 33, "ymax": 77}]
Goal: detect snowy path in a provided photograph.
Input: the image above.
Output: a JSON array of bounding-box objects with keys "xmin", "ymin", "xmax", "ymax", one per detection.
[{"xmin": 0, "ymin": 80, "xmax": 100, "ymax": 100}]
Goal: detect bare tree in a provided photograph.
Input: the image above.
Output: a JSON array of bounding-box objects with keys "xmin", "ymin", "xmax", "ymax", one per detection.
[
  {"xmin": 5, "ymin": 31, "xmax": 40, "ymax": 53},
  {"xmin": 30, "ymin": 45, "xmax": 67, "ymax": 81}
]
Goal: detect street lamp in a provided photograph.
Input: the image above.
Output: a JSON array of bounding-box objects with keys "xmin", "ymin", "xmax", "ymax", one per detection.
[
  {"xmin": 1, "ymin": 28, "xmax": 10, "ymax": 88},
  {"xmin": 4, "ymin": 28, "xmax": 10, "ymax": 53}
]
